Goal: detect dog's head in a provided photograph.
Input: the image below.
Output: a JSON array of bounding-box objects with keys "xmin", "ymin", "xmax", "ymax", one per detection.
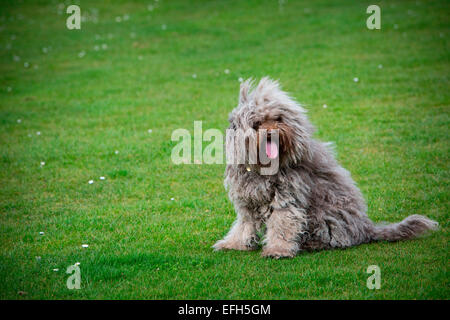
[{"xmin": 227, "ymin": 77, "xmax": 314, "ymax": 172}]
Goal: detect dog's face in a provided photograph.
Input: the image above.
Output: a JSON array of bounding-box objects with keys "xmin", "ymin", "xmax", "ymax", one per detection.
[{"xmin": 227, "ymin": 78, "xmax": 314, "ymax": 171}]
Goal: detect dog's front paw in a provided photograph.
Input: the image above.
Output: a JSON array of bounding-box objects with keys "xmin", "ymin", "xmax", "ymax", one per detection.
[
  {"xmin": 261, "ymin": 246, "xmax": 296, "ymax": 259},
  {"xmin": 213, "ymin": 239, "xmax": 255, "ymax": 251}
]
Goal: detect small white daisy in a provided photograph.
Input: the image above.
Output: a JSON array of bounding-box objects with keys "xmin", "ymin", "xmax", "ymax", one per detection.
[
  {"xmin": 148, "ymin": 129, "xmax": 153, "ymax": 133},
  {"xmin": 378, "ymin": 64, "xmax": 383, "ymax": 69},
  {"xmin": 17, "ymin": 119, "xmax": 21, "ymax": 123},
  {"xmin": 36, "ymin": 131, "xmax": 41, "ymax": 135},
  {"xmin": 161, "ymin": 24, "xmax": 167, "ymax": 30},
  {"xmin": 88, "ymin": 180, "xmax": 94, "ymax": 184},
  {"xmin": 101, "ymin": 43, "xmax": 108, "ymax": 50},
  {"xmin": 114, "ymin": 150, "xmax": 119, "ymax": 154},
  {"xmin": 78, "ymin": 51, "xmax": 86, "ymax": 58},
  {"xmin": 94, "ymin": 45, "xmax": 100, "ymax": 51},
  {"xmin": 323, "ymin": 104, "xmax": 327, "ymax": 109},
  {"xmin": 115, "ymin": 16, "xmax": 122, "ymax": 23},
  {"xmin": 40, "ymin": 161, "xmax": 45, "ymax": 166},
  {"xmin": 192, "ymin": 73, "xmax": 197, "ymax": 79},
  {"xmin": 170, "ymin": 198, "xmax": 174, "ymax": 201},
  {"xmin": 74, "ymin": 262, "xmax": 81, "ymax": 266},
  {"xmin": 81, "ymin": 244, "xmax": 89, "ymax": 248},
  {"xmin": 123, "ymin": 14, "xmax": 130, "ymax": 21},
  {"xmin": 39, "ymin": 231, "xmax": 44, "ymax": 235},
  {"xmin": 224, "ymin": 69, "xmax": 230, "ymax": 74},
  {"xmin": 238, "ymin": 77, "xmax": 243, "ymax": 82},
  {"xmin": 53, "ymin": 268, "xmax": 59, "ymax": 272},
  {"xmin": 99, "ymin": 176, "xmax": 105, "ymax": 180},
  {"xmin": 353, "ymin": 77, "xmax": 359, "ymax": 83}
]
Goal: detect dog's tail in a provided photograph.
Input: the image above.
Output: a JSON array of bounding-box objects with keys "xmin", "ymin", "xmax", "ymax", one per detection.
[{"xmin": 371, "ymin": 214, "xmax": 438, "ymax": 242}]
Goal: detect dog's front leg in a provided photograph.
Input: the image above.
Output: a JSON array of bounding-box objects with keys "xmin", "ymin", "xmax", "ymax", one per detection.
[
  {"xmin": 262, "ymin": 207, "xmax": 307, "ymax": 259},
  {"xmin": 213, "ymin": 207, "xmax": 258, "ymax": 251}
]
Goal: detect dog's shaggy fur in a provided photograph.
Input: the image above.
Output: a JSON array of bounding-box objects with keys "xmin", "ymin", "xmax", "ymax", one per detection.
[{"xmin": 213, "ymin": 77, "xmax": 438, "ymax": 258}]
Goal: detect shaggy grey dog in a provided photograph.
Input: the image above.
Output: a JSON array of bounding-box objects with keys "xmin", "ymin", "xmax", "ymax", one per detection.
[{"xmin": 213, "ymin": 77, "xmax": 438, "ymax": 258}]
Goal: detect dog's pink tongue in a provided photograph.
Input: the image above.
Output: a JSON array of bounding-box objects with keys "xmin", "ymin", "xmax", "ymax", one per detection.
[{"xmin": 266, "ymin": 141, "xmax": 279, "ymax": 159}]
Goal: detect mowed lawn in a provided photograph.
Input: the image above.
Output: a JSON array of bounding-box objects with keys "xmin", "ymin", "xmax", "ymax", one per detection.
[{"xmin": 0, "ymin": 0, "xmax": 448, "ymax": 299}]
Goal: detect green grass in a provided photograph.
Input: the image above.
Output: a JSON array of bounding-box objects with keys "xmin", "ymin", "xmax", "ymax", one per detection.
[{"xmin": 0, "ymin": 0, "xmax": 448, "ymax": 299}]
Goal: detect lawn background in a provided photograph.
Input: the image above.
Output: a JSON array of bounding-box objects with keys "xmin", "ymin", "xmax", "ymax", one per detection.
[{"xmin": 0, "ymin": 0, "xmax": 448, "ymax": 299}]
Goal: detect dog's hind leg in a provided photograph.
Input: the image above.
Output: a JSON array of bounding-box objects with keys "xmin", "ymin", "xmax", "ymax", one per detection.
[
  {"xmin": 213, "ymin": 206, "xmax": 259, "ymax": 251},
  {"xmin": 262, "ymin": 206, "xmax": 308, "ymax": 258}
]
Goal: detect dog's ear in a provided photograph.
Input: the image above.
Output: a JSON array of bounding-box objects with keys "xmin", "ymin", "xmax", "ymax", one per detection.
[{"xmin": 239, "ymin": 78, "xmax": 253, "ymax": 105}]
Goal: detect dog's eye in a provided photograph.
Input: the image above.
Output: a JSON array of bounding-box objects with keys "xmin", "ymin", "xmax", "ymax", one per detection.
[
  {"xmin": 253, "ymin": 121, "xmax": 261, "ymax": 129},
  {"xmin": 275, "ymin": 116, "xmax": 282, "ymax": 122}
]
